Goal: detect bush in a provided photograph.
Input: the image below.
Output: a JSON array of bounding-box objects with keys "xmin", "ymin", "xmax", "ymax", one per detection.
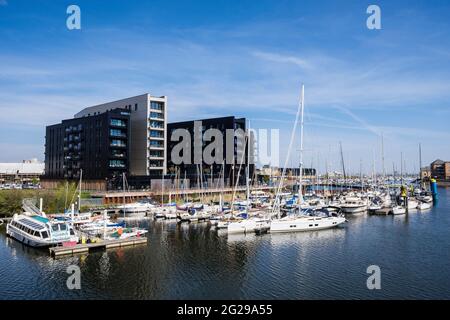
[{"xmin": 0, "ymin": 181, "xmax": 81, "ymax": 216}]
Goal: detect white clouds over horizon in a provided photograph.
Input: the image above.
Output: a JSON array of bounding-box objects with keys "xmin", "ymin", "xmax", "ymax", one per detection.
[{"xmin": 1, "ymin": 2, "xmax": 449, "ymax": 171}]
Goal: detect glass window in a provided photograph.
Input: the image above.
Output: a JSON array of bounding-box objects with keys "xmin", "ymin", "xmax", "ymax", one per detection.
[
  {"xmin": 110, "ymin": 129, "xmax": 125, "ymax": 137},
  {"xmin": 59, "ymin": 224, "xmax": 67, "ymax": 231},
  {"xmin": 111, "ymin": 139, "xmax": 126, "ymax": 147},
  {"xmin": 41, "ymin": 231, "xmax": 49, "ymax": 239},
  {"xmin": 150, "ymin": 101, "xmax": 164, "ymax": 110},
  {"xmin": 110, "ymin": 119, "xmax": 126, "ymax": 127},
  {"xmin": 109, "ymin": 160, "xmax": 126, "ymax": 168},
  {"xmin": 52, "ymin": 225, "xmax": 59, "ymax": 232}
]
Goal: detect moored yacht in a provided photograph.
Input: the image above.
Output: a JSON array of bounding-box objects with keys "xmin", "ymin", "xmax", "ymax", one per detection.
[
  {"xmin": 391, "ymin": 206, "xmax": 406, "ymax": 215},
  {"xmin": 417, "ymin": 202, "xmax": 432, "ymax": 210},
  {"xmin": 270, "ymin": 214, "xmax": 346, "ymax": 233},
  {"xmin": 117, "ymin": 199, "xmax": 155, "ymax": 218},
  {"xmin": 340, "ymin": 197, "xmax": 368, "ymax": 214}
]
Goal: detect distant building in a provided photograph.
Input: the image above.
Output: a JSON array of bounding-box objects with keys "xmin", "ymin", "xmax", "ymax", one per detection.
[
  {"xmin": 167, "ymin": 116, "xmax": 253, "ymax": 187},
  {"xmin": 430, "ymin": 159, "xmax": 450, "ymax": 181},
  {"xmin": 0, "ymin": 158, "xmax": 44, "ymax": 184},
  {"xmin": 256, "ymin": 165, "xmax": 316, "ymax": 183},
  {"xmin": 43, "ymin": 108, "xmax": 131, "ymax": 190}
]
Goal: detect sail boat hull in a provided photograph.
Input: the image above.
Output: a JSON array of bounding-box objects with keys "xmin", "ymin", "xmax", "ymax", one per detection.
[{"xmin": 270, "ymin": 216, "xmax": 346, "ymax": 233}]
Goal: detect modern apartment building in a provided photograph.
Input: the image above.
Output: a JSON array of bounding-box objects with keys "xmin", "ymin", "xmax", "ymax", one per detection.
[
  {"xmin": 44, "ymin": 108, "xmax": 130, "ymax": 189},
  {"xmin": 74, "ymin": 94, "xmax": 167, "ymax": 176},
  {"xmin": 167, "ymin": 116, "xmax": 254, "ymax": 187}
]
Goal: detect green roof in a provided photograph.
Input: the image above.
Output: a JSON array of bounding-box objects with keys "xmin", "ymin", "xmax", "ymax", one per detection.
[{"xmin": 31, "ymin": 215, "xmax": 49, "ymax": 224}]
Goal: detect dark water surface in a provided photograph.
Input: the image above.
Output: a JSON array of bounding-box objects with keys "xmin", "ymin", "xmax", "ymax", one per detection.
[{"xmin": 1, "ymin": 188, "xmax": 450, "ymax": 299}]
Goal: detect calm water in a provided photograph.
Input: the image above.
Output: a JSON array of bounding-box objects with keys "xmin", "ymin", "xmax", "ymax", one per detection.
[{"xmin": 1, "ymin": 188, "xmax": 450, "ymax": 300}]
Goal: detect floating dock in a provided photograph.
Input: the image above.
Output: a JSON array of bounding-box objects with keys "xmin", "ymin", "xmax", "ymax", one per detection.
[{"xmin": 49, "ymin": 237, "xmax": 148, "ymax": 257}]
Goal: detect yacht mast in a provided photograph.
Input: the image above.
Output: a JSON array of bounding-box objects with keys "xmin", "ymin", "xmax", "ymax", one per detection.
[
  {"xmin": 339, "ymin": 142, "xmax": 346, "ymax": 183},
  {"xmin": 246, "ymin": 120, "xmax": 251, "ymax": 213},
  {"xmin": 419, "ymin": 143, "xmax": 422, "ymax": 187},
  {"xmin": 78, "ymin": 169, "xmax": 83, "ymax": 212},
  {"xmin": 298, "ymin": 84, "xmax": 305, "ymax": 206},
  {"xmin": 272, "ymin": 84, "xmax": 304, "ymax": 219},
  {"xmin": 381, "ymin": 134, "xmax": 385, "ymax": 182},
  {"xmin": 400, "ymin": 152, "xmax": 403, "ymax": 186}
]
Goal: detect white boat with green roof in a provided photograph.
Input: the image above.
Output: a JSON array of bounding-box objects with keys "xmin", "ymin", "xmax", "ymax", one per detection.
[{"xmin": 6, "ymin": 214, "xmax": 78, "ymax": 247}]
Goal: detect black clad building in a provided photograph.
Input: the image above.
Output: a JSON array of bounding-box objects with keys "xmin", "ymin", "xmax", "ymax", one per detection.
[
  {"xmin": 44, "ymin": 108, "xmax": 130, "ymax": 189},
  {"xmin": 167, "ymin": 116, "xmax": 254, "ymax": 187}
]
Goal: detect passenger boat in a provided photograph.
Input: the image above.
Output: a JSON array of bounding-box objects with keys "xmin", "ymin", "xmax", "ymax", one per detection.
[{"xmin": 6, "ymin": 214, "xmax": 78, "ymax": 247}]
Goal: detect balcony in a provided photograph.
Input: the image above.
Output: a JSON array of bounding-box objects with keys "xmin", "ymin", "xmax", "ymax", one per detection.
[
  {"xmin": 109, "ymin": 160, "xmax": 126, "ymax": 169},
  {"xmin": 110, "ymin": 119, "xmax": 127, "ymax": 127},
  {"xmin": 149, "ymin": 112, "xmax": 164, "ymax": 121},
  {"xmin": 111, "ymin": 152, "xmax": 126, "ymax": 158},
  {"xmin": 110, "ymin": 129, "xmax": 127, "ymax": 138},
  {"xmin": 110, "ymin": 139, "xmax": 127, "ymax": 148},
  {"xmin": 150, "ymin": 101, "xmax": 164, "ymax": 111}
]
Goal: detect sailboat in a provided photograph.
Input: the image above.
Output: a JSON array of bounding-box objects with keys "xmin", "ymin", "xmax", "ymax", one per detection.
[
  {"xmin": 270, "ymin": 85, "xmax": 346, "ymax": 233},
  {"xmin": 117, "ymin": 173, "xmax": 156, "ymax": 218},
  {"xmin": 227, "ymin": 121, "xmax": 271, "ymax": 234}
]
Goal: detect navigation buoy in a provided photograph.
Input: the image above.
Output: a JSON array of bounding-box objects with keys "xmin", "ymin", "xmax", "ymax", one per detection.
[{"xmin": 431, "ymin": 178, "xmax": 439, "ymax": 204}]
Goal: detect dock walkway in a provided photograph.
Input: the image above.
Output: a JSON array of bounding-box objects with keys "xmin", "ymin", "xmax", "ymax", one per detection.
[{"xmin": 49, "ymin": 237, "xmax": 147, "ymax": 257}]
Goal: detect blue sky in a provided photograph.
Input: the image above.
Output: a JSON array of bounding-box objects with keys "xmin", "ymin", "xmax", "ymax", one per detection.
[{"xmin": 1, "ymin": 0, "xmax": 450, "ymax": 174}]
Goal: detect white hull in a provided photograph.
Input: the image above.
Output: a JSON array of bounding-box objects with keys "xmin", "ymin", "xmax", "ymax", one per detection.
[
  {"xmin": 417, "ymin": 202, "xmax": 432, "ymax": 210},
  {"xmin": 406, "ymin": 200, "xmax": 419, "ymax": 210},
  {"xmin": 122, "ymin": 211, "xmax": 147, "ymax": 218},
  {"xmin": 341, "ymin": 205, "xmax": 367, "ymax": 214},
  {"xmin": 7, "ymin": 226, "xmax": 52, "ymax": 247},
  {"xmin": 164, "ymin": 212, "xmax": 178, "ymax": 219},
  {"xmin": 6, "ymin": 214, "xmax": 77, "ymax": 247},
  {"xmin": 391, "ymin": 206, "xmax": 406, "ymax": 215},
  {"xmin": 270, "ymin": 216, "xmax": 346, "ymax": 233},
  {"xmin": 227, "ymin": 219, "xmax": 270, "ymax": 234},
  {"xmin": 216, "ymin": 220, "xmax": 229, "ymax": 229}
]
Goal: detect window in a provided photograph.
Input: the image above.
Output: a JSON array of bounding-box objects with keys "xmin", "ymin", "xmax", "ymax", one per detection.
[
  {"xmin": 150, "ymin": 112, "xmax": 163, "ymax": 119},
  {"xmin": 41, "ymin": 231, "xmax": 49, "ymax": 239},
  {"xmin": 52, "ymin": 225, "xmax": 59, "ymax": 232},
  {"xmin": 111, "ymin": 139, "xmax": 126, "ymax": 147},
  {"xmin": 110, "ymin": 119, "xmax": 126, "ymax": 127},
  {"xmin": 112, "ymin": 150, "xmax": 125, "ymax": 157},
  {"xmin": 150, "ymin": 140, "xmax": 163, "ymax": 147},
  {"xmin": 150, "ymin": 121, "xmax": 163, "ymax": 129},
  {"xmin": 135, "ymin": 103, "xmax": 138, "ymax": 111},
  {"xmin": 59, "ymin": 224, "xmax": 67, "ymax": 231},
  {"xmin": 150, "ymin": 101, "xmax": 164, "ymax": 111},
  {"xmin": 109, "ymin": 160, "xmax": 126, "ymax": 168},
  {"xmin": 110, "ymin": 129, "xmax": 126, "ymax": 137}
]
